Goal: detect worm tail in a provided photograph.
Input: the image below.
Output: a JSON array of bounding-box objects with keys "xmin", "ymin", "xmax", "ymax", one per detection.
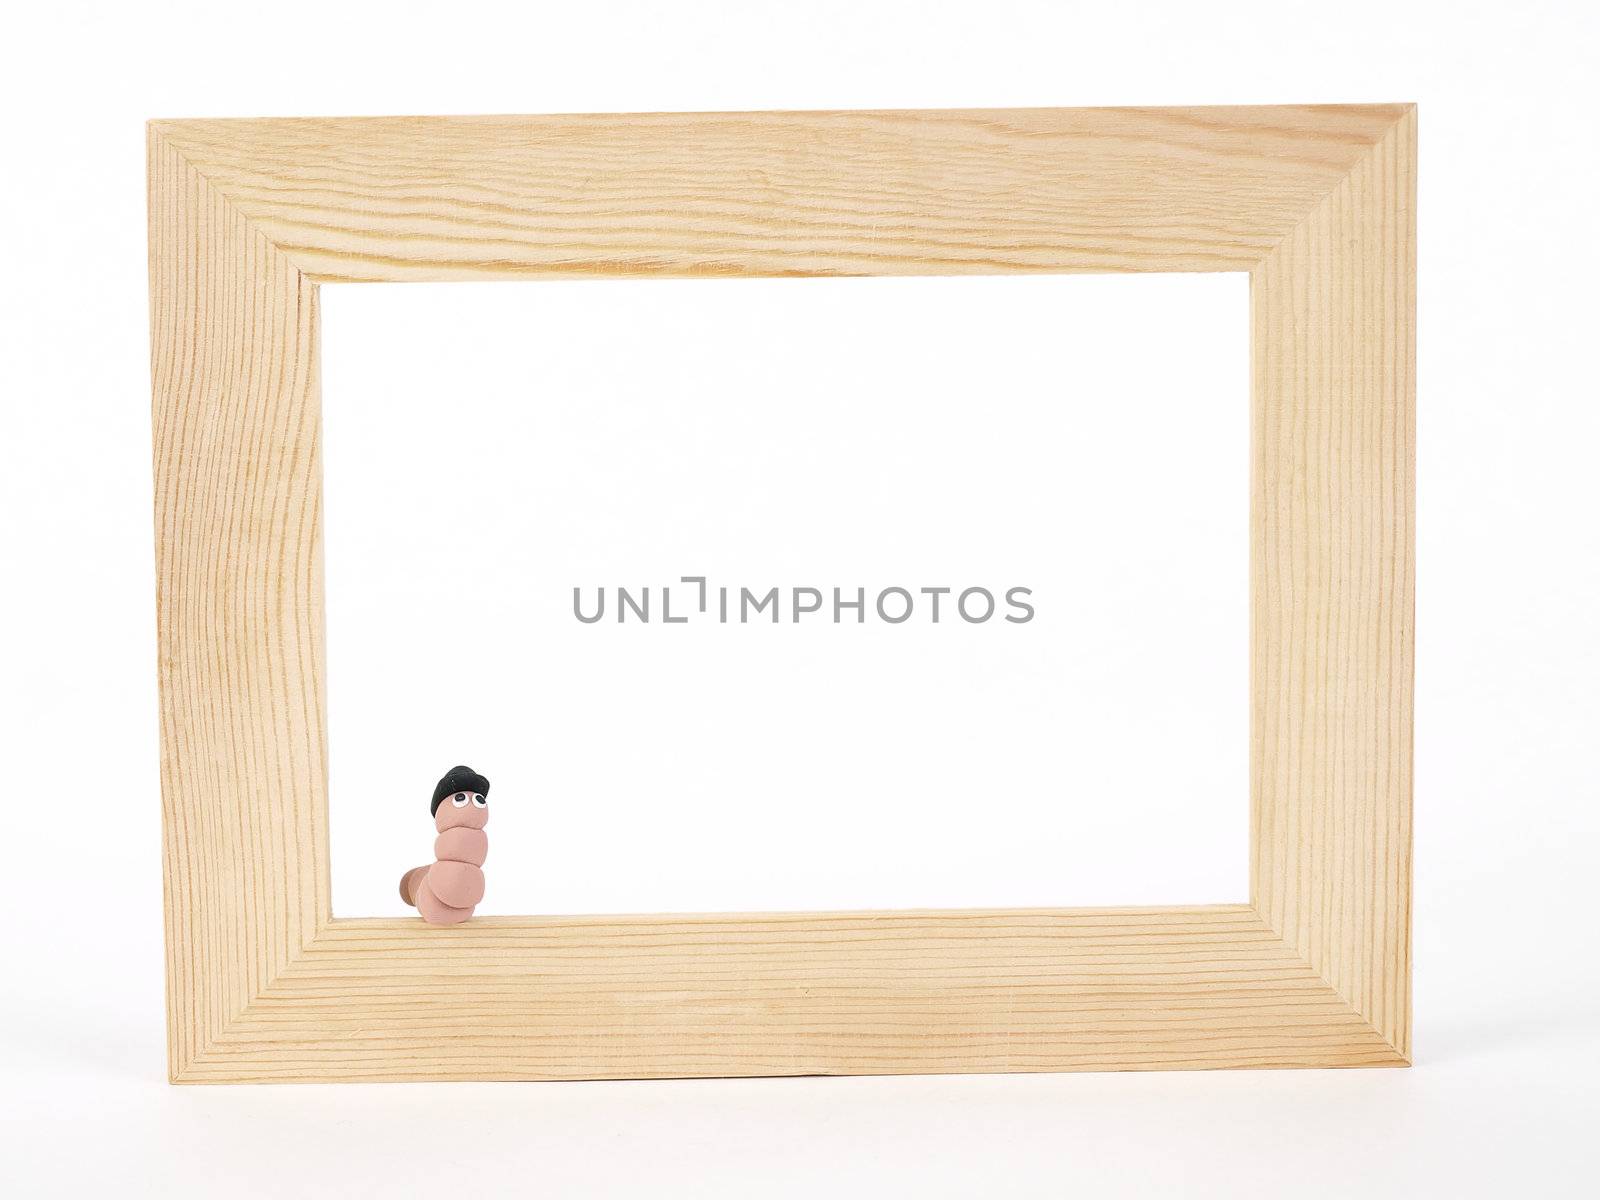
[{"xmin": 398, "ymin": 865, "xmax": 429, "ymax": 907}]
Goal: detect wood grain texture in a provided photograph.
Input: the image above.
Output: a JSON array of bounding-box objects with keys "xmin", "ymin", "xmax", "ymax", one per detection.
[
  {"xmin": 189, "ymin": 908, "xmax": 1403, "ymax": 1082},
  {"xmin": 148, "ymin": 105, "xmax": 1415, "ymax": 1083},
  {"xmin": 1251, "ymin": 108, "xmax": 1416, "ymax": 1058},
  {"xmin": 149, "ymin": 106, "xmax": 1409, "ymax": 282},
  {"xmin": 149, "ymin": 129, "xmax": 329, "ymax": 1081}
]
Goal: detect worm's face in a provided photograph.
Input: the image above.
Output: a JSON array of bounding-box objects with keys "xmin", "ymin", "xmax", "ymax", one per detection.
[{"xmin": 435, "ymin": 790, "xmax": 488, "ymax": 833}]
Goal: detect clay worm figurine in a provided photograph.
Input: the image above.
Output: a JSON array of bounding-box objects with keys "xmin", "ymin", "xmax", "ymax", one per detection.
[{"xmin": 400, "ymin": 765, "xmax": 490, "ymax": 925}]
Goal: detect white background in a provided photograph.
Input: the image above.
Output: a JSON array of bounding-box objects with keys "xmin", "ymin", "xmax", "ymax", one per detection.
[
  {"xmin": 323, "ymin": 276, "xmax": 1246, "ymax": 916},
  {"xmin": 2, "ymin": 1, "xmax": 1597, "ymax": 1196}
]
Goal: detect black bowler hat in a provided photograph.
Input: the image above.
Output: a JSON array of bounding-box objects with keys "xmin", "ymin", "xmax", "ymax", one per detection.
[{"xmin": 431, "ymin": 765, "xmax": 490, "ymax": 816}]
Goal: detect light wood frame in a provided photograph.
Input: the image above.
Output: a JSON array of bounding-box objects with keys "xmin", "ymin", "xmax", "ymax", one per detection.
[{"xmin": 149, "ymin": 104, "xmax": 1414, "ymax": 1083}]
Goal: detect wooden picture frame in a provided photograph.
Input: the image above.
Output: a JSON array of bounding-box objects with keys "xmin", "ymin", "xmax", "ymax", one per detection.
[{"xmin": 148, "ymin": 104, "xmax": 1414, "ymax": 1083}]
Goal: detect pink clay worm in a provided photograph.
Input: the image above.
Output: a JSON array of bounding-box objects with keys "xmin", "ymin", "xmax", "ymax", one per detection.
[{"xmin": 400, "ymin": 765, "xmax": 490, "ymax": 925}]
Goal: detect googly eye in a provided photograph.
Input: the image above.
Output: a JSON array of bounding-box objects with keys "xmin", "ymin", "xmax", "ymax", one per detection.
[
  {"xmin": 451, "ymin": 792, "xmax": 469, "ymax": 808},
  {"xmin": 472, "ymin": 794, "xmax": 487, "ymax": 808}
]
